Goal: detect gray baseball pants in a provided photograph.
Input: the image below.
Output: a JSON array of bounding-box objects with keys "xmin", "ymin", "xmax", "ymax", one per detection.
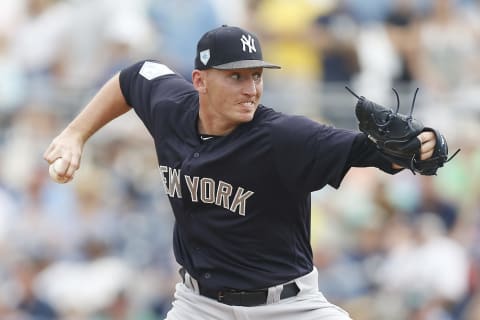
[{"xmin": 165, "ymin": 267, "xmax": 352, "ymax": 320}]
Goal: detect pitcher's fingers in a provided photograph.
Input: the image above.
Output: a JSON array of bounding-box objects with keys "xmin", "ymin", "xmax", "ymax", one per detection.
[
  {"xmin": 65, "ymin": 161, "xmax": 78, "ymax": 179},
  {"xmin": 51, "ymin": 169, "xmax": 73, "ymax": 184},
  {"xmin": 419, "ymin": 139, "xmax": 436, "ymax": 160},
  {"xmin": 417, "ymin": 132, "xmax": 436, "ymax": 160},
  {"xmin": 417, "ymin": 131, "xmax": 435, "ymax": 145},
  {"xmin": 62, "ymin": 170, "xmax": 75, "ymax": 182},
  {"xmin": 61, "ymin": 151, "xmax": 80, "ymax": 179},
  {"xmin": 44, "ymin": 142, "xmax": 69, "ymax": 165},
  {"xmin": 420, "ymin": 149, "xmax": 434, "ymax": 161},
  {"xmin": 43, "ymin": 143, "xmax": 58, "ymax": 163}
]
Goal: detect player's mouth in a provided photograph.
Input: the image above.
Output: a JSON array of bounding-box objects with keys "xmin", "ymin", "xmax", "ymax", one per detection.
[{"xmin": 239, "ymin": 101, "xmax": 256, "ymax": 108}]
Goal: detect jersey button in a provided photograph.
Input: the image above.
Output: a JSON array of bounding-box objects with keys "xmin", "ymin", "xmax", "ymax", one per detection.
[
  {"xmin": 193, "ymin": 152, "xmax": 200, "ymax": 158},
  {"xmin": 204, "ymin": 273, "xmax": 211, "ymax": 279}
]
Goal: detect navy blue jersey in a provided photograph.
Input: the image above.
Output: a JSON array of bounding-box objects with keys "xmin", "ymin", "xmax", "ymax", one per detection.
[{"xmin": 119, "ymin": 60, "xmax": 396, "ymax": 292}]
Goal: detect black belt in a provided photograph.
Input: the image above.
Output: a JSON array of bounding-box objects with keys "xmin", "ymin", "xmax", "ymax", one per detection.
[{"xmin": 179, "ymin": 268, "xmax": 300, "ymax": 307}]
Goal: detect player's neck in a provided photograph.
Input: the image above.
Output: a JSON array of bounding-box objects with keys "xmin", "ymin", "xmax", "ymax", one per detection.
[
  {"xmin": 198, "ymin": 119, "xmax": 236, "ymax": 137},
  {"xmin": 197, "ymin": 110, "xmax": 238, "ymax": 137}
]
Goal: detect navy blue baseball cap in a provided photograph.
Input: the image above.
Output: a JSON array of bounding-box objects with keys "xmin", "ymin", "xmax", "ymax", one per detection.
[{"xmin": 195, "ymin": 25, "xmax": 281, "ymax": 70}]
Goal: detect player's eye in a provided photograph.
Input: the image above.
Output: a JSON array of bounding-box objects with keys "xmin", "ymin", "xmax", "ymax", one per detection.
[
  {"xmin": 230, "ymin": 73, "xmax": 241, "ymax": 80},
  {"xmin": 252, "ymin": 72, "xmax": 262, "ymax": 82}
]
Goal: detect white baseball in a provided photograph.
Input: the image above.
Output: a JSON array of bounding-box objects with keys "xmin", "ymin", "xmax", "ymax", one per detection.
[{"xmin": 49, "ymin": 158, "xmax": 70, "ymax": 184}]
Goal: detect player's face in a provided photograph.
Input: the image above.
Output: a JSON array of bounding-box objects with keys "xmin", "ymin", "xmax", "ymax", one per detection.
[{"xmin": 203, "ymin": 68, "xmax": 263, "ymax": 125}]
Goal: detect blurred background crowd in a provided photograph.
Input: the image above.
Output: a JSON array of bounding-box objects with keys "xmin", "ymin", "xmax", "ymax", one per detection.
[{"xmin": 0, "ymin": 0, "xmax": 479, "ymax": 319}]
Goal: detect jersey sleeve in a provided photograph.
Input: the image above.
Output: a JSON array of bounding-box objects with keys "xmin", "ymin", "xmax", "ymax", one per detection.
[
  {"xmin": 270, "ymin": 115, "xmax": 357, "ymax": 192},
  {"xmin": 347, "ymin": 133, "xmax": 403, "ymax": 174},
  {"xmin": 119, "ymin": 60, "xmax": 195, "ymax": 134}
]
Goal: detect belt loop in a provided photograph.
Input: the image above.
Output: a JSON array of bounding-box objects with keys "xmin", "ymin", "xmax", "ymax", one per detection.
[
  {"xmin": 266, "ymin": 284, "xmax": 283, "ymax": 304},
  {"xmin": 185, "ymin": 271, "xmax": 200, "ymax": 294}
]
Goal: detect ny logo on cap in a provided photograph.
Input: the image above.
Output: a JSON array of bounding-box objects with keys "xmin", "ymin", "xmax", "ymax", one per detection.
[{"xmin": 240, "ymin": 34, "xmax": 256, "ymax": 53}]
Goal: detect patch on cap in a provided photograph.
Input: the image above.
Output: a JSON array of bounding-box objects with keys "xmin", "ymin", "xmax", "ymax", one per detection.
[{"xmin": 199, "ymin": 49, "xmax": 210, "ymax": 66}]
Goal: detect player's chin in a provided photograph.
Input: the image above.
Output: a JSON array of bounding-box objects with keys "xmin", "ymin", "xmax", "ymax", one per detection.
[
  {"xmin": 235, "ymin": 104, "xmax": 257, "ymax": 121},
  {"xmin": 234, "ymin": 110, "xmax": 256, "ymax": 123}
]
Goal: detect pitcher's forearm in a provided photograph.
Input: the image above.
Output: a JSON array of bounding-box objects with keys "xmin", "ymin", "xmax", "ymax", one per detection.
[{"xmin": 66, "ymin": 73, "xmax": 131, "ymax": 143}]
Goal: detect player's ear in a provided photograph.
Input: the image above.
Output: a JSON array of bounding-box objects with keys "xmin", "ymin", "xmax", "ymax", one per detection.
[{"xmin": 192, "ymin": 70, "xmax": 207, "ymax": 94}]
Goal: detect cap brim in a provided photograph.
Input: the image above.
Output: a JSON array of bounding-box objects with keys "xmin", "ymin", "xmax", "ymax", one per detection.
[{"xmin": 212, "ymin": 60, "xmax": 281, "ymax": 70}]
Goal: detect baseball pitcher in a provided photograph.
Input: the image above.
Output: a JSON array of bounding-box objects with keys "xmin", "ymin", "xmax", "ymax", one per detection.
[{"xmin": 44, "ymin": 25, "xmax": 456, "ymax": 320}]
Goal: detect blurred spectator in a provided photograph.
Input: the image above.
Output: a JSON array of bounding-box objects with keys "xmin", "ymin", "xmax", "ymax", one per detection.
[
  {"xmin": 147, "ymin": 0, "xmax": 220, "ymax": 79},
  {"xmin": 384, "ymin": 0, "xmax": 421, "ymax": 86},
  {"xmin": 52, "ymin": 0, "xmax": 152, "ymax": 93},
  {"xmin": 13, "ymin": 256, "xmax": 58, "ymax": 319},
  {"xmin": 312, "ymin": 169, "xmax": 389, "ymax": 308},
  {"xmin": 3, "ymin": 105, "xmax": 80, "ymax": 259},
  {"xmin": 11, "ymin": 163, "xmax": 80, "ymax": 259},
  {"xmin": 0, "ymin": 0, "xmax": 25, "ymax": 35},
  {"xmin": 343, "ymin": 0, "xmax": 393, "ymax": 24},
  {"xmin": 416, "ymin": 0, "xmax": 480, "ymax": 106},
  {"xmin": 1, "ymin": 105, "xmax": 59, "ymax": 192},
  {"xmin": 94, "ymin": 8, "xmax": 155, "ymax": 88},
  {"xmin": 246, "ymin": 0, "xmax": 327, "ymax": 116},
  {"xmin": 36, "ymin": 239, "xmax": 134, "ymax": 318},
  {"xmin": 0, "ymin": 33, "xmax": 25, "ymax": 112},
  {"xmin": 461, "ymin": 0, "xmax": 480, "ymax": 36},
  {"xmin": 0, "ymin": 154, "xmax": 17, "ymax": 245},
  {"xmin": 352, "ymin": 14, "xmax": 409, "ymax": 104},
  {"xmin": 414, "ymin": 176, "xmax": 459, "ymax": 233},
  {"xmin": 311, "ymin": 0, "xmax": 360, "ymax": 84},
  {"xmin": 9, "ymin": 0, "xmax": 74, "ymax": 103},
  {"xmin": 376, "ymin": 213, "xmax": 469, "ymax": 319},
  {"xmin": 247, "ymin": 0, "xmax": 324, "ymax": 80},
  {"xmin": 209, "ymin": 0, "xmax": 248, "ymax": 27}
]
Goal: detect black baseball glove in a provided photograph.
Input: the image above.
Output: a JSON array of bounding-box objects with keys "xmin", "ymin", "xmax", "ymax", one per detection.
[{"xmin": 345, "ymin": 87, "xmax": 460, "ymax": 175}]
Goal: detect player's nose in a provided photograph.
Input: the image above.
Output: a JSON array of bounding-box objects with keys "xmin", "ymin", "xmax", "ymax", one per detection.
[{"xmin": 241, "ymin": 78, "xmax": 257, "ymax": 96}]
